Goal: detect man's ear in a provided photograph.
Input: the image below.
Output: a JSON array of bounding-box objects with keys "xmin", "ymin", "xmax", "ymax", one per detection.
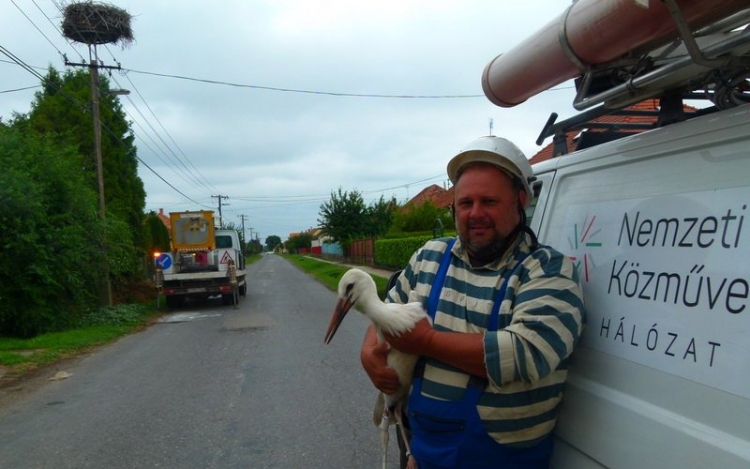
[{"xmin": 519, "ymin": 190, "xmax": 528, "ymax": 210}]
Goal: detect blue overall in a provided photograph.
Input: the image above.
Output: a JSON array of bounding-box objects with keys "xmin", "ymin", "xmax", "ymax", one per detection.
[{"xmin": 407, "ymin": 239, "xmax": 553, "ymax": 469}]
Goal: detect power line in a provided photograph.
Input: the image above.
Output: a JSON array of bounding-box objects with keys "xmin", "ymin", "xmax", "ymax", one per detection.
[
  {"xmin": 10, "ymin": 0, "xmax": 65, "ymax": 58},
  {"xmin": 109, "ymin": 75, "xmax": 216, "ymax": 196},
  {"xmin": 120, "ymin": 73, "xmax": 220, "ymax": 194},
  {"xmin": 121, "ymin": 67, "xmax": 485, "ymax": 99},
  {"xmin": 1, "ymin": 43, "xmax": 207, "ymax": 207},
  {"xmin": 1, "ymin": 85, "xmax": 40, "ymax": 94},
  {"xmin": 10, "ymin": 0, "xmax": 212, "ymax": 207}
]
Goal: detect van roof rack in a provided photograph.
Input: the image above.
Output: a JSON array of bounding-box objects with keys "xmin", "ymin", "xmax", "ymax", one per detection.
[{"xmin": 536, "ymin": 2, "xmax": 750, "ymax": 156}]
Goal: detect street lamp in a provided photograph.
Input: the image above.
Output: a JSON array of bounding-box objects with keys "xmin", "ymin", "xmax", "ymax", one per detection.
[{"xmin": 105, "ymin": 88, "xmax": 130, "ymax": 97}]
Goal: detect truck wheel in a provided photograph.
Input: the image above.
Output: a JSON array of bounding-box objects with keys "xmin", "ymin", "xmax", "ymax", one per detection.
[
  {"xmin": 239, "ymin": 284, "xmax": 246, "ymax": 296},
  {"xmin": 222, "ymin": 293, "xmax": 236, "ymax": 305},
  {"xmin": 165, "ymin": 295, "xmax": 185, "ymax": 308}
]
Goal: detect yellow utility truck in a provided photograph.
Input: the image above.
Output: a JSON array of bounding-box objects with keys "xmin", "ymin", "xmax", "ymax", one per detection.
[{"xmin": 154, "ymin": 210, "xmax": 246, "ymax": 308}]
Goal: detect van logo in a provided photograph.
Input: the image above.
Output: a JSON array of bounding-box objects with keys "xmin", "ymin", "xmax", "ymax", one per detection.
[{"xmin": 568, "ymin": 215, "xmax": 602, "ymax": 283}]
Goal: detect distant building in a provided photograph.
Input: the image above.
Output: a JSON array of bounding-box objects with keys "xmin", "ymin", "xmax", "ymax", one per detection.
[
  {"xmin": 529, "ymin": 98, "xmax": 697, "ymax": 165},
  {"xmin": 156, "ymin": 208, "xmax": 171, "ymax": 235},
  {"xmin": 403, "ymin": 184, "xmax": 453, "ymax": 210}
]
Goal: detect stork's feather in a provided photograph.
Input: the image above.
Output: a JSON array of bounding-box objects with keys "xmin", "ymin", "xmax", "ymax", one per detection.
[
  {"xmin": 325, "ymin": 269, "xmax": 426, "ymax": 408},
  {"xmin": 324, "ymin": 268, "xmax": 425, "ymax": 469}
]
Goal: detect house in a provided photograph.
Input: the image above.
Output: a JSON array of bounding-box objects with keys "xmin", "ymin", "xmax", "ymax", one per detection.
[
  {"xmin": 403, "ymin": 184, "xmax": 453, "ymax": 210},
  {"xmin": 156, "ymin": 208, "xmax": 171, "ymax": 235},
  {"xmin": 529, "ymin": 98, "xmax": 698, "ymax": 165}
]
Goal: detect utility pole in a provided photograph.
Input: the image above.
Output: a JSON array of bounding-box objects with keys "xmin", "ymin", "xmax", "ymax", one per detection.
[
  {"xmin": 61, "ymin": 3, "xmax": 134, "ymax": 308},
  {"xmin": 91, "ymin": 61, "xmax": 105, "ymax": 220},
  {"xmin": 238, "ymin": 214, "xmax": 248, "ymax": 243},
  {"xmin": 212, "ymin": 195, "xmax": 229, "ymax": 227},
  {"xmin": 65, "ymin": 55, "xmax": 123, "ymax": 308},
  {"xmin": 90, "ymin": 55, "xmax": 110, "ymax": 307}
]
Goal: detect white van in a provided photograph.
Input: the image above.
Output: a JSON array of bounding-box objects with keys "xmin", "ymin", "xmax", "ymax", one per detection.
[
  {"xmin": 479, "ymin": 2, "xmax": 750, "ymax": 466},
  {"xmin": 528, "ymin": 102, "xmax": 750, "ymax": 468}
]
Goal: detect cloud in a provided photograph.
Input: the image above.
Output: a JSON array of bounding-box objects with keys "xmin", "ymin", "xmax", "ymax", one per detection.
[{"xmin": 2, "ymin": 0, "xmax": 578, "ymax": 241}]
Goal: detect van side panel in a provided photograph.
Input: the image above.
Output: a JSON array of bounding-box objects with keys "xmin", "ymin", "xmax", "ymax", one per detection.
[{"xmin": 535, "ymin": 105, "xmax": 750, "ymax": 469}]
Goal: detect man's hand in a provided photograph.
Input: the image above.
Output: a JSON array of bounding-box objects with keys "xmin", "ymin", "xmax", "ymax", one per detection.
[
  {"xmin": 383, "ymin": 318, "xmax": 435, "ymax": 356},
  {"xmin": 360, "ymin": 327, "xmax": 400, "ymax": 395},
  {"xmin": 386, "ymin": 319, "xmax": 489, "ymax": 379}
]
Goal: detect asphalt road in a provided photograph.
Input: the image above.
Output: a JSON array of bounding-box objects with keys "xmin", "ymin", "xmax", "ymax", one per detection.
[{"xmin": 0, "ymin": 255, "xmax": 399, "ymax": 469}]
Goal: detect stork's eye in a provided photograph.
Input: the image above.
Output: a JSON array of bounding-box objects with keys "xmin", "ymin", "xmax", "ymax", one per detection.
[{"xmin": 345, "ymin": 283, "xmax": 354, "ymax": 294}]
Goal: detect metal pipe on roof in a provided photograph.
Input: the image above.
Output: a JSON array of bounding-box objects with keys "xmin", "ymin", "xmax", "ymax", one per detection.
[{"xmin": 481, "ymin": 0, "xmax": 748, "ymax": 108}]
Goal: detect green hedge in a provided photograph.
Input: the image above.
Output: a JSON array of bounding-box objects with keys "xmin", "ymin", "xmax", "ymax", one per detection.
[{"xmin": 374, "ymin": 235, "xmax": 438, "ymax": 269}]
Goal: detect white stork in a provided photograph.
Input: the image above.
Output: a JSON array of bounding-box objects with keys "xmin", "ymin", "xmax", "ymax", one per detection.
[{"xmin": 324, "ymin": 268, "xmax": 425, "ymax": 469}]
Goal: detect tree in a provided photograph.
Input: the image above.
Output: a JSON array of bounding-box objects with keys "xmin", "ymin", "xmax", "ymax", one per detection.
[
  {"xmin": 318, "ymin": 189, "xmax": 398, "ymax": 243},
  {"xmin": 26, "ymin": 67, "xmax": 147, "ymax": 269},
  {"xmin": 247, "ymin": 238, "xmax": 263, "ymax": 255},
  {"xmin": 265, "ymin": 235, "xmax": 282, "ymax": 251},
  {"xmin": 366, "ymin": 195, "xmax": 398, "ymax": 238},
  {"xmin": 318, "ymin": 188, "xmax": 373, "ymax": 244},
  {"xmin": 391, "ymin": 201, "xmax": 454, "ymax": 233},
  {"xmin": 285, "ymin": 232, "xmax": 313, "ymax": 254},
  {"xmin": 144, "ymin": 211, "xmax": 171, "ymax": 254},
  {"xmin": 0, "ymin": 125, "xmax": 103, "ymax": 336}
]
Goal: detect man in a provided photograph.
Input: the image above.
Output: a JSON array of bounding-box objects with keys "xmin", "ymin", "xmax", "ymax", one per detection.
[{"xmin": 361, "ymin": 136, "xmax": 585, "ymax": 469}]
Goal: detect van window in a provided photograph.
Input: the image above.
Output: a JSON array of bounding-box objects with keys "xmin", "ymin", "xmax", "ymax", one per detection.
[
  {"xmin": 215, "ymin": 235, "xmax": 233, "ymax": 249},
  {"xmin": 525, "ymin": 179, "xmax": 543, "ymax": 223}
]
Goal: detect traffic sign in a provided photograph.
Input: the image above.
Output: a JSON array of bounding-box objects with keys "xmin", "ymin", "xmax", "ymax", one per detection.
[{"xmin": 155, "ymin": 253, "xmax": 172, "ymax": 270}]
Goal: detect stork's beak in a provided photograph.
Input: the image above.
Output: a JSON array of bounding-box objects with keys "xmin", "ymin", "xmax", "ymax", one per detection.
[{"xmin": 324, "ymin": 297, "xmax": 352, "ymax": 344}]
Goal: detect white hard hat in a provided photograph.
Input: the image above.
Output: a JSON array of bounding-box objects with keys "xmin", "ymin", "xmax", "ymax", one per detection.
[{"xmin": 447, "ymin": 136, "xmax": 533, "ymax": 207}]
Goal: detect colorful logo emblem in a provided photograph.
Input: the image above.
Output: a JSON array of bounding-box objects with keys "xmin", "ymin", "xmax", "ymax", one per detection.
[{"xmin": 568, "ymin": 215, "xmax": 602, "ymax": 282}]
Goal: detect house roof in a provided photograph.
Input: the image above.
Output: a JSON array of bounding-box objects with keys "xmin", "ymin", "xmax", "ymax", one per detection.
[
  {"xmin": 529, "ymin": 98, "xmax": 697, "ymax": 165},
  {"xmin": 157, "ymin": 208, "xmax": 171, "ymax": 233},
  {"xmin": 289, "ymin": 227, "xmax": 321, "ymax": 238},
  {"xmin": 404, "ymin": 184, "xmax": 454, "ymax": 209}
]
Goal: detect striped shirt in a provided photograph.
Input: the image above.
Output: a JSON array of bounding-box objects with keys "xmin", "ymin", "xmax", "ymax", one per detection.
[{"xmin": 387, "ymin": 234, "xmax": 585, "ymax": 447}]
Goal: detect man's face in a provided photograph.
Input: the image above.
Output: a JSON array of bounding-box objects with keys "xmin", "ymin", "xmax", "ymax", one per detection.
[{"xmin": 453, "ymin": 164, "xmax": 525, "ymax": 261}]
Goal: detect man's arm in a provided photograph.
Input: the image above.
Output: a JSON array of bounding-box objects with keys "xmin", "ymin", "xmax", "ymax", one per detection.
[
  {"xmin": 386, "ymin": 250, "xmax": 585, "ymax": 385},
  {"xmin": 384, "ymin": 320, "xmax": 488, "ymax": 378}
]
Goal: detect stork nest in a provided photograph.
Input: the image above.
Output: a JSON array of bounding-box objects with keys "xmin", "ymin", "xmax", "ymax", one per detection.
[{"xmin": 62, "ymin": 2, "xmax": 134, "ymax": 46}]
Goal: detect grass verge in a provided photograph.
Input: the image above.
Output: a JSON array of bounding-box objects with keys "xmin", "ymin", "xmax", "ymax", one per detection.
[
  {"xmin": 0, "ymin": 303, "xmax": 157, "ymax": 382},
  {"xmin": 282, "ymin": 254, "xmax": 392, "ymax": 298}
]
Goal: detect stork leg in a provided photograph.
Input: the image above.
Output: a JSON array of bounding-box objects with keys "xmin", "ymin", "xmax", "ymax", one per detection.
[
  {"xmin": 379, "ymin": 407, "xmax": 391, "ymax": 469},
  {"xmin": 392, "ymin": 402, "xmax": 418, "ymax": 469}
]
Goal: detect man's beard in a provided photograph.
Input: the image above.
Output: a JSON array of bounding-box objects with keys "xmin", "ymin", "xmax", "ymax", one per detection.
[{"xmin": 462, "ymin": 223, "xmax": 521, "ymax": 267}]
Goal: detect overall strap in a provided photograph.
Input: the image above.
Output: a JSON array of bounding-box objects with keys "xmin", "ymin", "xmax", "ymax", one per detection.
[
  {"xmin": 426, "ymin": 238, "xmax": 456, "ymax": 320},
  {"xmin": 426, "ymin": 238, "xmax": 535, "ymax": 332},
  {"xmin": 486, "ymin": 251, "xmax": 533, "ymax": 331},
  {"xmin": 415, "ymin": 241, "xmax": 539, "ymax": 395}
]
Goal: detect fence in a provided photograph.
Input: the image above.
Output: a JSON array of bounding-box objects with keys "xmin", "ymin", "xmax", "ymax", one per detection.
[{"xmin": 346, "ymin": 238, "xmax": 375, "ymax": 265}]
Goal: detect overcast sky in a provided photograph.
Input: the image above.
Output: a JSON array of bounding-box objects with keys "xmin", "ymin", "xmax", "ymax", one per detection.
[{"xmin": 2, "ymin": 0, "xmax": 579, "ymax": 242}]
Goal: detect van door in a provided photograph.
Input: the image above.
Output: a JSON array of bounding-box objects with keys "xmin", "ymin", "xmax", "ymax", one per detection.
[
  {"xmin": 540, "ymin": 105, "xmax": 750, "ymax": 469},
  {"xmin": 527, "ymin": 170, "xmax": 556, "ymax": 235}
]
